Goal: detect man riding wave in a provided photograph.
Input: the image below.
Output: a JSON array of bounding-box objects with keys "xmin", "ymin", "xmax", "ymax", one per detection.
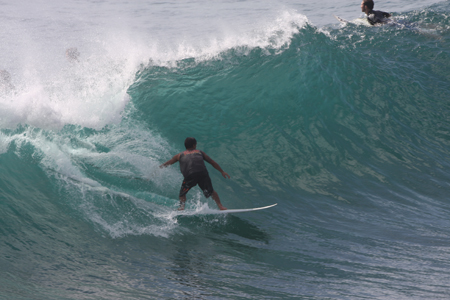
[{"xmin": 159, "ymin": 137, "xmax": 230, "ymax": 210}]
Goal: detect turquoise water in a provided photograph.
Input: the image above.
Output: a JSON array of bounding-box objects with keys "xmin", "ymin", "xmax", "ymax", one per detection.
[{"xmin": 1, "ymin": 0, "xmax": 450, "ymax": 299}]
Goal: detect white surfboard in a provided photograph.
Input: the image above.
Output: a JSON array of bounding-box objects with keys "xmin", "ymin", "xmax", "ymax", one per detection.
[
  {"xmin": 176, "ymin": 203, "xmax": 277, "ymax": 216},
  {"xmin": 334, "ymin": 15, "xmax": 371, "ymax": 26},
  {"xmin": 334, "ymin": 15, "xmax": 349, "ymax": 23}
]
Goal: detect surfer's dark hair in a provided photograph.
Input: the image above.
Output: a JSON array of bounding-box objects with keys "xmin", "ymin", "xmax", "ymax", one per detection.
[
  {"xmin": 184, "ymin": 137, "xmax": 197, "ymax": 149},
  {"xmin": 363, "ymin": 0, "xmax": 374, "ymax": 10}
]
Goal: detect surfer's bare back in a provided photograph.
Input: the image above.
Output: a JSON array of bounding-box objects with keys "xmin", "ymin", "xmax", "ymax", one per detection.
[{"xmin": 159, "ymin": 137, "xmax": 230, "ymax": 210}]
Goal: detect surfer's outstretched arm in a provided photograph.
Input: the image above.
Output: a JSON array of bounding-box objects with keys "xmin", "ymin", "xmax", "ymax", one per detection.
[
  {"xmin": 159, "ymin": 153, "xmax": 180, "ymax": 168},
  {"xmin": 203, "ymin": 153, "xmax": 230, "ymax": 179}
]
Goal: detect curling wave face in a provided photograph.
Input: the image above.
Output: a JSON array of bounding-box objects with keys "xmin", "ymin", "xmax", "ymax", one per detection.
[{"xmin": 1, "ymin": 1, "xmax": 450, "ymax": 299}]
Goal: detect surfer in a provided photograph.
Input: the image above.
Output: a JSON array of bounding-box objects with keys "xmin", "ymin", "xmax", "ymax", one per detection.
[
  {"xmin": 66, "ymin": 47, "xmax": 80, "ymax": 62},
  {"xmin": 0, "ymin": 70, "xmax": 14, "ymax": 92},
  {"xmin": 361, "ymin": 0, "xmax": 391, "ymax": 25},
  {"xmin": 159, "ymin": 137, "xmax": 230, "ymax": 210}
]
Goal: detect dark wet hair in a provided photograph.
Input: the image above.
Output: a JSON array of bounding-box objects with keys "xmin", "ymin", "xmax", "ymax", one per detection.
[
  {"xmin": 363, "ymin": 0, "xmax": 374, "ymax": 10},
  {"xmin": 184, "ymin": 137, "xmax": 197, "ymax": 149}
]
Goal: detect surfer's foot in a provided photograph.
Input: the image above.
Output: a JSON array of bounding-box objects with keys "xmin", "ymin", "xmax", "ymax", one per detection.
[
  {"xmin": 218, "ymin": 205, "xmax": 227, "ymax": 210},
  {"xmin": 177, "ymin": 204, "xmax": 185, "ymax": 211}
]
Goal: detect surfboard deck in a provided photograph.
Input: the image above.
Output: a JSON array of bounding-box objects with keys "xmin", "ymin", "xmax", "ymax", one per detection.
[
  {"xmin": 334, "ymin": 15, "xmax": 349, "ymax": 23},
  {"xmin": 176, "ymin": 203, "xmax": 277, "ymax": 216},
  {"xmin": 334, "ymin": 15, "xmax": 371, "ymax": 26}
]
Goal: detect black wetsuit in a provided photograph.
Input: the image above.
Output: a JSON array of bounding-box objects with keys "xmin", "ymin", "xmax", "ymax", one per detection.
[
  {"xmin": 179, "ymin": 150, "xmax": 214, "ymax": 198},
  {"xmin": 366, "ymin": 10, "xmax": 391, "ymax": 25}
]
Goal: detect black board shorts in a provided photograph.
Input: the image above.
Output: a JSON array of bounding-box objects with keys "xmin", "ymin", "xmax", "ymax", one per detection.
[{"xmin": 179, "ymin": 171, "xmax": 214, "ymax": 198}]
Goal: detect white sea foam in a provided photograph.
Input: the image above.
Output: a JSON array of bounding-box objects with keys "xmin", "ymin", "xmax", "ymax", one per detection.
[
  {"xmin": 0, "ymin": 55, "xmax": 136, "ymax": 130},
  {"xmin": 0, "ymin": 7, "xmax": 307, "ymax": 130}
]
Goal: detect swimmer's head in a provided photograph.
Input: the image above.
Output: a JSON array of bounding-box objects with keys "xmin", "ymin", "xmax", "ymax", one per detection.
[
  {"xmin": 0, "ymin": 70, "xmax": 11, "ymax": 83},
  {"xmin": 66, "ymin": 47, "xmax": 80, "ymax": 62},
  {"xmin": 361, "ymin": 0, "xmax": 374, "ymax": 13}
]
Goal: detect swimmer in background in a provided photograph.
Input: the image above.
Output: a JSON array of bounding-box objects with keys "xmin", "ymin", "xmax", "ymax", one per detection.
[
  {"xmin": 361, "ymin": 0, "xmax": 391, "ymax": 26},
  {"xmin": 0, "ymin": 70, "xmax": 15, "ymax": 92},
  {"xmin": 66, "ymin": 47, "xmax": 80, "ymax": 62}
]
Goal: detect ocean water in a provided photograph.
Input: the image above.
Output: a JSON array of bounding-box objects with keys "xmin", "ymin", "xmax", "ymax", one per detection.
[{"xmin": 1, "ymin": 0, "xmax": 450, "ymax": 299}]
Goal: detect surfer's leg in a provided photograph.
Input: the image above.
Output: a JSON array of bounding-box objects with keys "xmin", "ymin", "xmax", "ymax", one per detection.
[
  {"xmin": 178, "ymin": 195, "xmax": 186, "ymax": 210},
  {"xmin": 211, "ymin": 191, "xmax": 227, "ymax": 210},
  {"xmin": 179, "ymin": 178, "xmax": 193, "ymax": 210},
  {"xmin": 197, "ymin": 173, "xmax": 226, "ymax": 210}
]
